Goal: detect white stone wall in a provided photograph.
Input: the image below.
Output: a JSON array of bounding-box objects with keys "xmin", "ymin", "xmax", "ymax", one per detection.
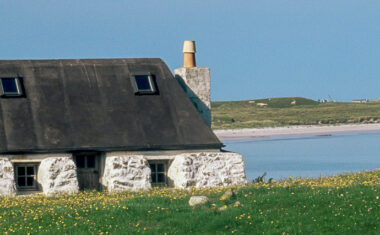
[
  {"xmin": 1, "ymin": 151, "xmax": 247, "ymax": 195},
  {"xmin": 0, "ymin": 158, "xmax": 16, "ymax": 196},
  {"xmin": 168, "ymin": 152, "xmax": 247, "ymax": 189},
  {"xmin": 37, "ymin": 155, "xmax": 79, "ymax": 195},
  {"xmin": 102, "ymin": 153, "xmax": 151, "ymax": 192}
]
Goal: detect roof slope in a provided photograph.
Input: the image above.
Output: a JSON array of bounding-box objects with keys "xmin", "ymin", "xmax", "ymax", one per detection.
[{"xmin": 0, "ymin": 58, "xmax": 222, "ymax": 153}]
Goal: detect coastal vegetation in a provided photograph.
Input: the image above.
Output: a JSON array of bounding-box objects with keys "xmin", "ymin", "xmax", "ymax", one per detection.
[
  {"xmin": 212, "ymin": 97, "xmax": 380, "ymax": 129},
  {"xmin": 0, "ymin": 170, "xmax": 378, "ymax": 234}
]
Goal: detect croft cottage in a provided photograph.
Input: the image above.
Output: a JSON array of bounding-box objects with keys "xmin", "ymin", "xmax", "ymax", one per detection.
[{"xmin": 0, "ymin": 41, "xmax": 246, "ymax": 195}]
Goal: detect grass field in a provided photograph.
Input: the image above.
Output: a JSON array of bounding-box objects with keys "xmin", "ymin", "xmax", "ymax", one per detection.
[
  {"xmin": 212, "ymin": 97, "xmax": 380, "ymax": 129},
  {"xmin": 0, "ymin": 170, "xmax": 379, "ymax": 234}
]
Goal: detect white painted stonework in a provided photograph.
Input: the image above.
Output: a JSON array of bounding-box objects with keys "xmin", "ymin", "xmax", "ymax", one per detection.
[
  {"xmin": 1, "ymin": 151, "xmax": 247, "ymax": 195},
  {"xmin": 0, "ymin": 158, "xmax": 16, "ymax": 196},
  {"xmin": 102, "ymin": 153, "xmax": 151, "ymax": 192},
  {"xmin": 168, "ymin": 152, "xmax": 247, "ymax": 189},
  {"xmin": 174, "ymin": 67, "xmax": 212, "ymax": 126},
  {"xmin": 37, "ymin": 156, "xmax": 79, "ymax": 195}
]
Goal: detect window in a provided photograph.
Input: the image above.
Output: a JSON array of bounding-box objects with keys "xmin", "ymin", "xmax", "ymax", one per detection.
[
  {"xmin": 15, "ymin": 164, "xmax": 39, "ymax": 190},
  {"xmin": 131, "ymin": 73, "xmax": 157, "ymax": 95},
  {"xmin": 0, "ymin": 77, "xmax": 23, "ymax": 97},
  {"xmin": 149, "ymin": 161, "xmax": 168, "ymax": 187},
  {"xmin": 75, "ymin": 155, "xmax": 96, "ymax": 169}
]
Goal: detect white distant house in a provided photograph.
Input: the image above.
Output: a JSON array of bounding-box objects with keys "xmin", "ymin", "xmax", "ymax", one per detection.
[
  {"xmin": 352, "ymin": 99, "xmax": 369, "ymax": 103},
  {"xmin": 256, "ymin": 103, "xmax": 268, "ymax": 107}
]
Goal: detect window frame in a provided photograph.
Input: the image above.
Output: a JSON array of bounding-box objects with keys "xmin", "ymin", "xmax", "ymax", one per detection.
[
  {"xmin": 14, "ymin": 163, "xmax": 39, "ymax": 191},
  {"xmin": 130, "ymin": 72, "xmax": 158, "ymax": 95},
  {"xmin": 149, "ymin": 160, "xmax": 168, "ymax": 187},
  {"xmin": 0, "ymin": 77, "xmax": 24, "ymax": 97},
  {"xmin": 74, "ymin": 154, "xmax": 97, "ymax": 169}
]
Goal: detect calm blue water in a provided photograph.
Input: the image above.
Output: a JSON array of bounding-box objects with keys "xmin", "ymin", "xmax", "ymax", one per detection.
[{"xmin": 223, "ymin": 132, "xmax": 380, "ymax": 181}]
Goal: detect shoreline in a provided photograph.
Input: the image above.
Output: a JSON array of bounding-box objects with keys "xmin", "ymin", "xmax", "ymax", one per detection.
[{"xmin": 213, "ymin": 123, "xmax": 380, "ymax": 140}]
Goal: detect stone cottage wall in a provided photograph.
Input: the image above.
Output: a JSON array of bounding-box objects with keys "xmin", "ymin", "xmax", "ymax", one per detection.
[
  {"xmin": 1, "ymin": 151, "xmax": 247, "ymax": 195},
  {"xmin": 37, "ymin": 155, "xmax": 79, "ymax": 195},
  {"xmin": 102, "ymin": 153, "xmax": 151, "ymax": 192},
  {"xmin": 167, "ymin": 152, "xmax": 247, "ymax": 189},
  {"xmin": 0, "ymin": 158, "xmax": 16, "ymax": 196}
]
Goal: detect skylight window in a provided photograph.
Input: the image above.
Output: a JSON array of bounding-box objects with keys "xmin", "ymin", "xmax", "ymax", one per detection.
[
  {"xmin": 0, "ymin": 77, "xmax": 23, "ymax": 97},
  {"xmin": 131, "ymin": 73, "xmax": 157, "ymax": 95}
]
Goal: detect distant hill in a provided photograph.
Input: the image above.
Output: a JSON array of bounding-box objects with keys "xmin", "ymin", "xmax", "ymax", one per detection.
[{"xmin": 211, "ymin": 97, "xmax": 380, "ymax": 129}]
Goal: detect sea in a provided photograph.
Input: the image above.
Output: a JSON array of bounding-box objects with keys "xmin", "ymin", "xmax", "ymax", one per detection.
[{"xmin": 223, "ymin": 131, "xmax": 380, "ymax": 181}]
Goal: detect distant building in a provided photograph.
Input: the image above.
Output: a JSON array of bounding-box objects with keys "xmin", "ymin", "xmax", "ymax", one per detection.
[
  {"xmin": 352, "ymin": 99, "xmax": 369, "ymax": 103},
  {"xmin": 256, "ymin": 103, "xmax": 268, "ymax": 107},
  {"xmin": 368, "ymin": 99, "xmax": 380, "ymax": 103}
]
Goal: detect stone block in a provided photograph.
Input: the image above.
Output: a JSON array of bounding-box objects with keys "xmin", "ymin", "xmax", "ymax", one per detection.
[
  {"xmin": 189, "ymin": 196, "xmax": 209, "ymax": 206},
  {"xmin": 167, "ymin": 152, "xmax": 247, "ymax": 189},
  {"xmin": 0, "ymin": 158, "xmax": 16, "ymax": 196},
  {"xmin": 102, "ymin": 154, "xmax": 151, "ymax": 192},
  {"xmin": 37, "ymin": 155, "xmax": 79, "ymax": 195}
]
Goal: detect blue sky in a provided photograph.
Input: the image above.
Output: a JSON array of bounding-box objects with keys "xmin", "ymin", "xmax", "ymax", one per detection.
[{"xmin": 1, "ymin": 1, "xmax": 380, "ymax": 101}]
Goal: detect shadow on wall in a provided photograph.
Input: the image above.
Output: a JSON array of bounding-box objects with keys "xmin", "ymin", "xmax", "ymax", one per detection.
[{"xmin": 175, "ymin": 74, "xmax": 211, "ymax": 126}]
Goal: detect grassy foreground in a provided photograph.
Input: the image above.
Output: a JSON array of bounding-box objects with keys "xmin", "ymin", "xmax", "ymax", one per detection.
[
  {"xmin": 0, "ymin": 170, "xmax": 379, "ymax": 234},
  {"xmin": 212, "ymin": 97, "xmax": 380, "ymax": 129}
]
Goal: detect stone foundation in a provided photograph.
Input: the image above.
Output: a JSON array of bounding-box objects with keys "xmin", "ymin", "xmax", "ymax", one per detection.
[
  {"xmin": 37, "ymin": 155, "xmax": 79, "ymax": 195},
  {"xmin": 0, "ymin": 158, "xmax": 16, "ymax": 196},
  {"xmin": 168, "ymin": 152, "xmax": 247, "ymax": 189},
  {"xmin": 102, "ymin": 153, "xmax": 151, "ymax": 192},
  {"xmin": 0, "ymin": 151, "xmax": 247, "ymax": 195}
]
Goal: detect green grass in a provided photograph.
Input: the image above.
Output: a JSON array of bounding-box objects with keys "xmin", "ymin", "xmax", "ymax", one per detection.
[
  {"xmin": 0, "ymin": 170, "xmax": 379, "ymax": 234},
  {"xmin": 212, "ymin": 97, "xmax": 380, "ymax": 129}
]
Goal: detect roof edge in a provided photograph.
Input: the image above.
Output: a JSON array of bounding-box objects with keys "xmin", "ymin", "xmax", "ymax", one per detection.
[
  {"xmin": 0, "ymin": 143, "xmax": 224, "ymax": 155},
  {"xmin": 0, "ymin": 57, "xmax": 164, "ymax": 62}
]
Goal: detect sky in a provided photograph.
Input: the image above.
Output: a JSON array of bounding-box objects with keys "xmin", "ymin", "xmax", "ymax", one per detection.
[{"xmin": 1, "ymin": 0, "xmax": 380, "ymax": 102}]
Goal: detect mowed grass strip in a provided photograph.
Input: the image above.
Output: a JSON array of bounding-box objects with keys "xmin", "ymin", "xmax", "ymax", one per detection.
[
  {"xmin": 212, "ymin": 97, "xmax": 380, "ymax": 129},
  {"xmin": 0, "ymin": 170, "xmax": 379, "ymax": 234}
]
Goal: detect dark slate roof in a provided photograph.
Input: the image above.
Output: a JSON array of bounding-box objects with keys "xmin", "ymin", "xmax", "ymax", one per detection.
[{"xmin": 0, "ymin": 58, "xmax": 222, "ymax": 153}]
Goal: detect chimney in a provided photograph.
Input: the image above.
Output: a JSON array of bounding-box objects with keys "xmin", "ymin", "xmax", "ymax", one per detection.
[
  {"xmin": 183, "ymin": 40, "xmax": 196, "ymax": 68},
  {"xmin": 174, "ymin": 41, "xmax": 212, "ymax": 127}
]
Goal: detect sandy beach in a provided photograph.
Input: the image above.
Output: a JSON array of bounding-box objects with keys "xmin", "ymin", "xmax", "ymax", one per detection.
[{"xmin": 214, "ymin": 123, "xmax": 380, "ymax": 140}]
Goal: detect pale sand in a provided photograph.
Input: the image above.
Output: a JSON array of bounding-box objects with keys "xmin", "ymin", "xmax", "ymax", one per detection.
[{"xmin": 214, "ymin": 123, "xmax": 380, "ymax": 140}]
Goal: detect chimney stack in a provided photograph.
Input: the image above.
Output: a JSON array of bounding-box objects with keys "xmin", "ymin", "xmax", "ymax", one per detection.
[
  {"xmin": 174, "ymin": 40, "xmax": 212, "ymax": 126},
  {"xmin": 183, "ymin": 40, "xmax": 196, "ymax": 68}
]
